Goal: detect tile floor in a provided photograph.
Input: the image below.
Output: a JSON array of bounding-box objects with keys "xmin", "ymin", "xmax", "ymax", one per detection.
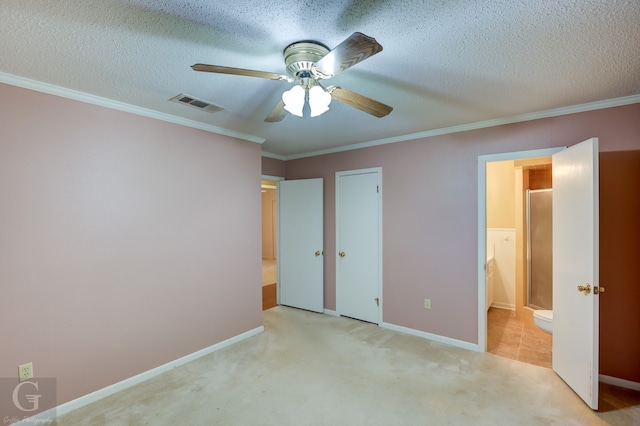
[{"xmin": 487, "ymin": 306, "xmax": 552, "ymax": 368}]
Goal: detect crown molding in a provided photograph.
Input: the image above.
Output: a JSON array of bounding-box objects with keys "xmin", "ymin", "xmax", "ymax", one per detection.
[
  {"xmin": 0, "ymin": 72, "xmax": 265, "ymax": 144},
  {"xmin": 3, "ymin": 72, "xmax": 636, "ymax": 158},
  {"xmin": 260, "ymin": 151, "xmax": 287, "ymax": 161},
  {"xmin": 278, "ymin": 94, "xmax": 640, "ymax": 160}
]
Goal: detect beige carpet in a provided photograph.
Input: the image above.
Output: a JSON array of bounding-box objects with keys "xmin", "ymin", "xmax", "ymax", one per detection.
[{"xmin": 57, "ymin": 306, "xmax": 639, "ymax": 425}]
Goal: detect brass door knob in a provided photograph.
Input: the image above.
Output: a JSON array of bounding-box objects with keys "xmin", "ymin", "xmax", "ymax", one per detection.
[
  {"xmin": 339, "ymin": 251, "xmax": 346, "ymax": 258},
  {"xmin": 315, "ymin": 251, "xmax": 321, "ymax": 257},
  {"xmin": 577, "ymin": 284, "xmax": 591, "ymax": 295}
]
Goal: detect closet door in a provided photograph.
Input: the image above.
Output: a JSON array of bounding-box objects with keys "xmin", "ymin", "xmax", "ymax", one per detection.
[
  {"xmin": 278, "ymin": 178, "xmax": 324, "ymax": 313},
  {"xmin": 336, "ymin": 169, "xmax": 381, "ymax": 323}
]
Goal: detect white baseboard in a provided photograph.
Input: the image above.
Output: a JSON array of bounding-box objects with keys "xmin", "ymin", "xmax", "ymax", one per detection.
[
  {"xmin": 491, "ymin": 302, "xmax": 515, "ymax": 311},
  {"xmin": 323, "ymin": 309, "xmax": 339, "ymax": 317},
  {"xmin": 380, "ymin": 322, "xmax": 478, "ymax": 352},
  {"xmin": 18, "ymin": 325, "xmax": 264, "ymax": 425},
  {"xmin": 599, "ymin": 374, "xmax": 640, "ymax": 391}
]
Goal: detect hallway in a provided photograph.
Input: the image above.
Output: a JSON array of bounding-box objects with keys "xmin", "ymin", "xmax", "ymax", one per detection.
[{"xmin": 262, "ymin": 258, "xmax": 277, "ymax": 310}]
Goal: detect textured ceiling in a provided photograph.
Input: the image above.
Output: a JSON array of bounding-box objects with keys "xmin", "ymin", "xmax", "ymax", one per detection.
[{"xmin": 1, "ymin": 0, "xmax": 639, "ymax": 158}]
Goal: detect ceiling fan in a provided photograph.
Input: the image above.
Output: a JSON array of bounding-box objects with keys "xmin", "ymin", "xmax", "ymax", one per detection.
[{"xmin": 191, "ymin": 32, "xmax": 393, "ymax": 122}]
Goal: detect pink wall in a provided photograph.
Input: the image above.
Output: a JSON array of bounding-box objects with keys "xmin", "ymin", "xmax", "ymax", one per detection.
[
  {"xmin": 0, "ymin": 83, "xmax": 263, "ymax": 404},
  {"xmin": 599, "ymin": 151, "xmax": 640, "ymax": 382},
  {"xmin": 285, "ymin": 103, "xmax": 640, "ymax": 382},
  {"xmin": 261, "ymin": 156, "xmax": 286, "ymax": 177}
]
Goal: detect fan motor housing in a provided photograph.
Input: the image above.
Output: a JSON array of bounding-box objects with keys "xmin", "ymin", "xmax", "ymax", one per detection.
[{"xmin": 283, "ymin": 41, "xmax": 329, "ymax": 79}]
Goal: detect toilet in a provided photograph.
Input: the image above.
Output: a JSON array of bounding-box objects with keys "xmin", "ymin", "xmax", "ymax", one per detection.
[{"xmin": 533, "ymin": 310, "xmax": 553, "ymax": 334}]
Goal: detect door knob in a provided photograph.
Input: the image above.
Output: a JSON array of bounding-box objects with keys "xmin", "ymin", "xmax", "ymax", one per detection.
[
  {"xmin": 577, "ymin": 284, "xmax": 591, "ymax": 295},
  {"xmin": 339, "ymin": 251, "xmax": 346, "ymax": 258},
  {"xmin": 315, "ymin": 251, "xmax": 322, "ymax": 257}
]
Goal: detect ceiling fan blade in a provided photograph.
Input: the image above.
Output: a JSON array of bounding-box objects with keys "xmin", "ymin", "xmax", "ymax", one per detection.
[
  {"xmin": 192, "ymin": 64, "xmax": 293, "ymax": 82},
  {"xmin": 313, "ymin": 32, "xmax": 383, "ymax": 78},
  {"xmin": 328, "ymin": 86, "xmax": 393, "ymax": 118},
  {"xmin": 264, "ymin": 99, "xmax": 287, "ymax": 122}
]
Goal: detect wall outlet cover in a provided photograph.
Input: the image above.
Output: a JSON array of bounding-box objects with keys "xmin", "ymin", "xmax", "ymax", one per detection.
[{"xmin": 18, "ymin": 362, "xmax": 33, "ymax": 382}]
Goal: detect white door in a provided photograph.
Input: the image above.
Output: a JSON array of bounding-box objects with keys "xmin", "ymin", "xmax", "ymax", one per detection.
[
  {"xmin": 552, "ymin": 137, "xmax": 599, "ymax": 409},
  {"xmin": 336, "ymin": 169, "xmax": 381, "ymax": 323},
  {"xmin": 278, "ymin": 178, "xmax": 324, "ymax": 313}
]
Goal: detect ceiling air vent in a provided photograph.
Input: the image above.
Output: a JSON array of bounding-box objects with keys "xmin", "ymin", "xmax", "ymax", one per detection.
[{"xmin": 169, "ymin": 93, "xmax": 223, "ymax": 114}]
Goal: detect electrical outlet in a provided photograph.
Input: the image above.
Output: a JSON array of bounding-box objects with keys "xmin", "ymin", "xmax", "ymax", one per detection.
[
  {"xmin": 18, "ymin": 362, "xmax": 33, "ymax": 382},
  {"xmin": 424, "ymin": 299, "xmax": 431, "ymax": 310}
]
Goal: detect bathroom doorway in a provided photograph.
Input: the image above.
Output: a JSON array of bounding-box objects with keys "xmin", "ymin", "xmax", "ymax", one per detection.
[{"xmin": 481, "ymin": 151, "xmax": 559, "ymax": 368}]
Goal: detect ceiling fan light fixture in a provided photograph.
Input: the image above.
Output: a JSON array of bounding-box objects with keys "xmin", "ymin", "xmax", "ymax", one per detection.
[
  {"xmin": 309, "ymin": 85, "xmax": 331, "ymax": 117},
  {"xmin": 282, "ymin": 85, "xmax": 305, "ymax": 117},
  {"xmin": 193, "ymin": 32, "xmax": 391, "ymax": 122}
]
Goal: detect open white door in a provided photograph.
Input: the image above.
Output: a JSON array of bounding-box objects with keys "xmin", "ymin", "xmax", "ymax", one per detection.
[
  {"xmin": 278, "ymin": 178, "xmax": 324, "ymax": 313},
  {"xmin": 552, "ymin": 137, "xmax": 599, "ymax": 409}
]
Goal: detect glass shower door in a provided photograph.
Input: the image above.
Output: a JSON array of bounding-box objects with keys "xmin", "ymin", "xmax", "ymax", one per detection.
[{"xmin": 527, "ymin": 189, "xmax": 553, "ymax": 310}]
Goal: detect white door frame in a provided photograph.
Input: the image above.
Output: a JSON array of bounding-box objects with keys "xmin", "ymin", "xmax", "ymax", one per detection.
[
  {"xmin": 336, "ymin": 167, "xmax": 383, "ymax": 324},
  {"xmin": 262, "ymin": 175, "xmax": 285, "ymax": 182},
  {"xmin": 477, "ymin": 148, "xmax": 564, "ymax": 352}
]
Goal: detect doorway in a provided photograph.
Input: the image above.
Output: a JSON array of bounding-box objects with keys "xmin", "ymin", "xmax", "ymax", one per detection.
[
  {"xmin": 261, "ymin": 177, "xmax": 282, "ymax": 310},
  {"xmin": 485, "ymin": 158, "xmax": 554, "ymax": 367},
  {"xmin": 477, "ymin": 148, "xmax": 563, "ymax": 354}
]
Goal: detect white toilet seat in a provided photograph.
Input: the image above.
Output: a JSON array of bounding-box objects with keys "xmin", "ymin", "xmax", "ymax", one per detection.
[
  {"xmin": 534, "ymin": 309, "xmax": 553, "ymax": 321},
  {"xmin": 533, "ymin": 310, "xmax": 553, "ymax": 334}
]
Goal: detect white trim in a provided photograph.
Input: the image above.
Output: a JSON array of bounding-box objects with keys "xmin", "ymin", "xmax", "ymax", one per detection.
[
  {"xmin": 0, "ymin": 71, "xmax": 264, "ymax": 145},
  {"xmin": 490, "ymin": 302, "xmax": 515, "ymax": 311},
  {"xmin": 261, "ymin": 151, "xmax": 287, "ymax": 161},
  {"xmin": 477, "ymin": 148, "xmax": 565, "ymax": 352},
  {"xmin": 277, "ymin": 95, "xmax": 640, "ymax": 160},
  {"xmin": 599, "ymin": 374, "xmax": 640, "ymax": 391},
  {"xmin": 335, "ymin": 168, "xmax": 383, "ymax": 325},
  {"xmin": 19, "ymin": 326, "xmax": 264, "ymax": 424},
  {"xmin": 6, "ymin": 70, "xmax": 637, "ymax": 161},
  {"xmin": 323, "ymin": 309, "xmax": 339, "ymax": 317},
  {"xmin": 276, "ymin": 182, "xmax": 281, "ymax": 307},
  {"xmin": 380, "ymin": 322, "xmax": 478, "ymax": 352}
]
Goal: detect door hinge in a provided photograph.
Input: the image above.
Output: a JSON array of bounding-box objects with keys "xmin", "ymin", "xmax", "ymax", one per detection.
[
  {"xmin": 375, "ymin": 297, "xmax": 379, "ymax": 306},
  {"xmin": 376, "ymin": 185, "xmax": 379, "ymax": 193}
]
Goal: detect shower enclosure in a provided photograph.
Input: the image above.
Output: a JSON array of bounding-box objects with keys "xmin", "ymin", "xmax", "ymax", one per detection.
[{"xmin": 527, "ymin": 189, "xmax": 553, "ymax": 310}]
